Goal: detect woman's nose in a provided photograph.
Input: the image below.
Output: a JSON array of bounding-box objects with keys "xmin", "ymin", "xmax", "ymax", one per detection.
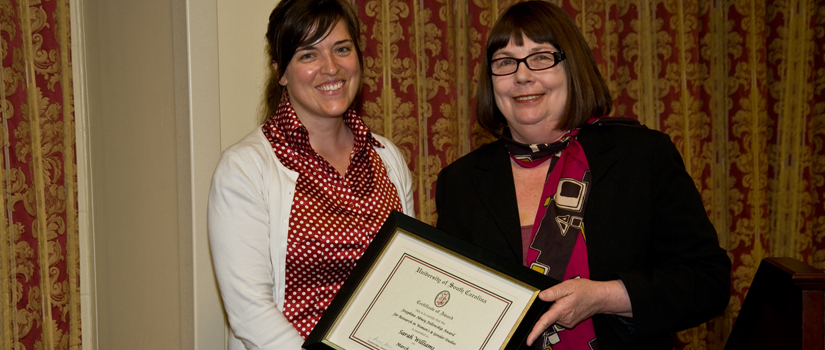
[
  {"xmin": 513, "ymin": 61, "xmax": 533, "ymax": 83},
  {"xmin": 320, "ymin": 53, "xmax": 339, "ymax": 74}
]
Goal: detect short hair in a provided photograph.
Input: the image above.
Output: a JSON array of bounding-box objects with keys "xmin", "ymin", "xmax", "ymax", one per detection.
[
  {"xmin": 476, "ymin": 0, "xmax": 612, "ymax": 136},
  {"xmin": 261, "ymin": 0, "xmax": 363, "ymax": 123}
]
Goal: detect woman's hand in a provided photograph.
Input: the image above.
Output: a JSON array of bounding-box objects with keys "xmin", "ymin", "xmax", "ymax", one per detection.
[{"xmin": 526, "ymin": 279, "xmax": 633, "ymax": 346}]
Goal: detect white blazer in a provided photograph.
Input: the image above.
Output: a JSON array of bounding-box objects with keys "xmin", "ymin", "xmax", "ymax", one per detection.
[{"xmin": 208, "ymin": 128, "xmax": 415, "ymax": 349}]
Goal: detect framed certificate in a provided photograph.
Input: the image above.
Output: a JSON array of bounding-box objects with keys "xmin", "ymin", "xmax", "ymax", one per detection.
[{"xmin": 303, "ymin": 212, "xmax": 557, "ymax": 350}]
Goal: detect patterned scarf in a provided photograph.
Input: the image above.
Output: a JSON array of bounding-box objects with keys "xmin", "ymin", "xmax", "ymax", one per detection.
[
  {"xmin": 503, "ymin": 120, "xmax": 599, "ymax": 350},
  {"xmin": 262, "ymin": 95, "xmax": 403, "ymax": 338}
]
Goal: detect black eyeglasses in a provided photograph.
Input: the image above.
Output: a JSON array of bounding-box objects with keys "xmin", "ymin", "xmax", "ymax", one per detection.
[{"xmin": 489, "ymin": 51, "xmax": 566, "ymax": 76}]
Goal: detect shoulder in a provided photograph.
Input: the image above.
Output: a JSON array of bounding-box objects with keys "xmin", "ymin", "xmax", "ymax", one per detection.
[
  {"xmin": 213, "ymin": 127, "xmax": 282, "ymax": 182},
  {"xmin": 578, "ymin": 119, "xmax": 672, "ymax": 153},
  {"xmin": 440, "ymin": 139, "xmax": 507, "ymax": 175},
  {"xmin": 371, "ymin": 133, "xmax": 403, "ymax": 157},
  {"xmin": 221, "ymin": 127, "xmax": 273, "ymax": 160},
  {"xmin": 369, "ymin": 133, "xmax": 410, "ymax": 171}
]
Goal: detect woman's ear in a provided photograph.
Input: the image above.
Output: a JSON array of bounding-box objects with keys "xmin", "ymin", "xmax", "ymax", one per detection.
[{"xmin": 274, "ymin": 62, "xmax": 287, "ymax": 86}]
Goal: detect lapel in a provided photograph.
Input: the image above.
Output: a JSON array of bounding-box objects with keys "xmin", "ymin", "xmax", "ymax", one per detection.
[
  {"xmin": 464, "ymin": 129, "xmax": 625, "ymax": 262},
  {"xmin": 469, "ymin": 141, "xmax": 523, "ymax": 261},
  {"xmin": 578, "ymin": 126, "xmax": 621, "ymax": 186}
]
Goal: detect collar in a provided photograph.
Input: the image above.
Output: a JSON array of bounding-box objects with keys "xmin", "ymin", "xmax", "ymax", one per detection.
[
  {"xmin": 501, "ymin": 127, "xmax": 579, "ymax": 166},
  {"xmin": 265, "ymin": 94, "xmax": 383, "ymax": 154}
]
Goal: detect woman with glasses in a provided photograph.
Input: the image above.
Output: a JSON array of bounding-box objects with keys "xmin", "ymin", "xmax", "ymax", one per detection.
[{"xmin": 435, "ymin": 1, "xmax": 730, "ymax": 349}]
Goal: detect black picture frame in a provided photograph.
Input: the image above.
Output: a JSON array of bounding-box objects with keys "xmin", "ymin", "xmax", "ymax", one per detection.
[{"xmin": 303, "ymin": 211, "xmax": 557, "ymax": 350}]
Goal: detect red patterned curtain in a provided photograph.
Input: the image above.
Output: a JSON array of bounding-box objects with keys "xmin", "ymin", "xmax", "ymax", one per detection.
[
  {"xmin": 1, "ymin": 0, "xmax": 80, "ymax": 349},
  {"xmin": 354, "ymin": 0, "xmax": 825, "ymax": 348}
]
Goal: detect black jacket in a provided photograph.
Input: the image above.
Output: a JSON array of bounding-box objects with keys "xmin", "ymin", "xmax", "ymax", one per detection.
[{"xmin": 435, "ymin": 123, "xmax": 731, "ymax": 349}]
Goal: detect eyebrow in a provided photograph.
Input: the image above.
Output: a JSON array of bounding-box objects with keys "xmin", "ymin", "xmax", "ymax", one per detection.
[
  {"xmin": 296, "ymin": 39, "xmax": 354, "ymax": 52},
  {"xmin": 493, "ymin": 45, "xmax": 558, "ymax": 58}
]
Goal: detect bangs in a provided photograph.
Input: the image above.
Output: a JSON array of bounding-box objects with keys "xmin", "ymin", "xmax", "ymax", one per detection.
[
  {"xmin": 486, "ymin": 4, "xmax": 561, "ymax": 60},
  {"xmin": 298, "ymin": 12, "xmax": 342, "ymax": 47}
]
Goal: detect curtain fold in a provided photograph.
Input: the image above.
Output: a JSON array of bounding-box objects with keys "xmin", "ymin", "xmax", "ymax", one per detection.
[
  {"xmin": 1, "ymin": 0, "xmax": 80, "ymax": 349},
  {"xmin": 354, "ymin": 0, "xmax": 825, "ymax": 348}
]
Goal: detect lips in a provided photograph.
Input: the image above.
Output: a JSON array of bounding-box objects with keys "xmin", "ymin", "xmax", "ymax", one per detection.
[
  {"xmin": 317, "ymin": 81, "xmax": 345, "ymax": 91},
  {"xmin": 514, "ymin": 94, "xmax": 543, "ymax": 101}
]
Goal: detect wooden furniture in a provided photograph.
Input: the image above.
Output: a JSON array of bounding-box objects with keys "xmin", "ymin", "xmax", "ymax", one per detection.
[{"xmin": 725, "ymin": 257, "xmax": 825, "ymax": 349}]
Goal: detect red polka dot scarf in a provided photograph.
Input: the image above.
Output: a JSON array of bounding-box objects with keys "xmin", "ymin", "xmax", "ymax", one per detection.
[{"xmin": 262, "ymin": 97, "xmax": 403, "ymax": 338}]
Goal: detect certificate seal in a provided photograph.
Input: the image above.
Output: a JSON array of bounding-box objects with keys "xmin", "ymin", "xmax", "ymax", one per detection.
[{"xmin": 434, "ymin": 290, "xmax": 450, "ymax": 307}]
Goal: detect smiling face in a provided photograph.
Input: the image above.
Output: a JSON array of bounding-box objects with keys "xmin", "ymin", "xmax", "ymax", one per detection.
[
  {"xmin": 278, "ymin": 20, "xmax": 361, "ymax": 123},
  {"xmin": 491, "ymin": 35, "xmax": 569, "ymax": 144}
]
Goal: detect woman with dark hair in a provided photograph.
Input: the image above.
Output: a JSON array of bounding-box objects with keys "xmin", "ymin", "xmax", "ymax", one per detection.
[
  {"xmin": 436, "ymin": 1, "xmax": 730, "ymax": 349},
  {"xmin": 208, "ymin": 0, "xmax": 414, "ymax": 348}
]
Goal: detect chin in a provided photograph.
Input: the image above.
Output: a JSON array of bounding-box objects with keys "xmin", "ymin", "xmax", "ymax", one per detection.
[{"xmin": 323, "ymin": 106, "xmax": 351, "ymax": 117}]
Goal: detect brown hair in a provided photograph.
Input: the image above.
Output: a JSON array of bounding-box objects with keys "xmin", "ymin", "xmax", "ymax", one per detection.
[
  {"xmin": 476, "ymin": 0, "xmax": 612, "ymax": 136},
  {"xmin": 260, "ymin": 0, "xmax": 363, "ymax": 124}
]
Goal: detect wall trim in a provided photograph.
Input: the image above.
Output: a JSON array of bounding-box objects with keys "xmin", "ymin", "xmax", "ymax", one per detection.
[{"xmin": 69, "ymin": 0, "xmax": 98, "ymax": 348}]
